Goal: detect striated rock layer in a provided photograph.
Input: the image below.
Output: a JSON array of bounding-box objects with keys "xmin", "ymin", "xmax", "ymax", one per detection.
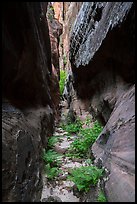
[
  {"xmin": 2, "ymin": 2, "xmax": 55, "ymax": 202},
  {"xmin": 69, "ymin": 2, "xmax": 135, "ymax": 202}
]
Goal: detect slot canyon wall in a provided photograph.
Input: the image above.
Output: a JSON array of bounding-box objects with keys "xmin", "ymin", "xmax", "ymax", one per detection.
[
  {"xmin": 2, "ymin": 2, "xmax": 61, "ymax": 201},
  {"xmin": 68, "ymin": 2, "xmax": 135, "ymax": 202},
  {"xmin": 53, "ymin": 2, "xmax": 91, "ymax": 120},
  {"xmin": 46, "ymin": 2, "xmax": 63, "ymax": 121},
  {"xmin": 53, "ymin": 2, "xmax": 83, "ymax": 71}
]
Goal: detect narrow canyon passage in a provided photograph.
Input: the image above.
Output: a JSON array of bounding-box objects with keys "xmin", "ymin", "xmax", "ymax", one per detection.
[
  {"xmin": 2, "ymin": 2, "xmax": 135, "ymax": 202},
  {"xmin": 41, "ymin": 99, "xmax": 105, "ymax": 202}
]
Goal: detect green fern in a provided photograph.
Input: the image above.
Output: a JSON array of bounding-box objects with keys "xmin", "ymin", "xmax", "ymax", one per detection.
[
  {"xmin": 68, "ymin": 166, "xmax": 103, "ymax": 192},
  {"xmin": 48, "ymin": 136, "xmax": 60, "ymax": 148},
  {"xmin": 61, "ymin": 118, "xmax": 82, "ymax": 134},
  {"xmin": 97, "ymin": 190, "xmax": 107, "ymax": 202},
  {"xmin": 67, "ymin": 121, "xmax": 103, "ymax": 158},
  {"xmin": 42, "ymin": 149, "xmax": 62, "ymax": 166},
  {"xmin": 45, "ymin": 164, "xmax": 62, "ymax": 180}
]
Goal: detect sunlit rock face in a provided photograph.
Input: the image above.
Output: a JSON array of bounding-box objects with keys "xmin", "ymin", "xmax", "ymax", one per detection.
[
  {"xmin": 69, "ymin": 2, "xmax": 135, "ymax": 202},
  {"xmin": 2, "ymin": 2, "xmax": 55, "ymax": 202},
  {"xmin": 52, "ymin": 2, "xmax": 63, "ymax": 22},
  {"xmin": 53, "ymin": 2, "xmax": 83, "ymax": 71}
]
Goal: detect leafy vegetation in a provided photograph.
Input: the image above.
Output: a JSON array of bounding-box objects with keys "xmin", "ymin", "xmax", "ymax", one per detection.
[
  {"xmin": 42, "ymin": 149, "xmax": 62, "ymax": 166},
  {"xmin": 47, "ymin": 136, "xmax": 60, "ymax": 148},
  {"xmin": 67, "ymin": 166, "xmax": 103, "ymax": 192},
  {"xmin": 47, "ymin": 5, "xmax": 54, "ymax": 22},
  {"xmin": 45, "ymin": 164, "xmax": 62, "ymax": 180},
  {"xmin": 42, "ymin": 149, "xmax": 63, "ymax": 180},
  {"xmin": 59, "ymin": 70, "xmax": 67, "ymax": 96},
  {"xmin": 84, "ymin": 116, "xmax": 92, "ymax": 127},
  {"xmin": 97, "ymin": 190, "xmax": 107, "ymax": 202},
  {"xmin": 42, "ymin": 116, "xmax": 103, "ymax": 183},
  {"xmin": 42, "ymin": 149, "xmax": 62, "ymax": 179},
  {"xmin": 61, "ymin": 118, "xmax": 82, "ymax": 134},
  {"xmin": 67, "ymin": 121, "xmax": 103, "ymax": 158}
]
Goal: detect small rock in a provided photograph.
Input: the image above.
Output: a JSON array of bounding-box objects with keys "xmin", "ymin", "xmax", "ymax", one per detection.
[
  {"xmin": 42, "ymin": 196, "xmax": 62, "ymax": 202},
  {"xmin": 71, "ymin": 158, "xmax": 83, "ymax": 162},
  {"xmin": 53, "ymin": 145, "xmax": 66, "ymax": 154},
  {"xmin": 58, "ymin": 174, "xmax": 68, "ymax": 180}
]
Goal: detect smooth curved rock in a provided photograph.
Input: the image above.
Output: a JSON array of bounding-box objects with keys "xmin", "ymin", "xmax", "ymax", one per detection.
[{"xmin": 92, "ymin": 85, "xmax": 135, "ymax": 202}]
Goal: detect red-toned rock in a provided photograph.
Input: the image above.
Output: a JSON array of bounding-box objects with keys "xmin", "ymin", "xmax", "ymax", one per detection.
[{"xmin": 46, "ymin": 3, "xmax": 63, "ymax": 121}]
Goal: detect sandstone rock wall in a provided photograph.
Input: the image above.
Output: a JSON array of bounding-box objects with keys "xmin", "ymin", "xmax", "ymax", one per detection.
[
  {"xmin": 46, "ymin": 2, "xmax": 63, "ymax": 121},
  {"xmin": 53, "ymin": 2, "xmax": 83, "ymax": 71},
  {"xmin": 53, "ymin": 2, "xmax": 89, "ymax": 121},
  {"xmin": 2, "ymin": 2, "xmax": 52, "ymax": 108},
  {"xmin": 69, "ymin": 2, "xmax": 135, "ymax": 202},
  {"xmin": 2, "ymin": 2, "xmax": 55, "ymax": 201}
]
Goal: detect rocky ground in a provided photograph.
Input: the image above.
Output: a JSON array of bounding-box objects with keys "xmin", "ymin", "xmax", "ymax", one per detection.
[
  {"xmin": 41, "ymin": 126, "xmax": 89, "ymax": 202},
  {"xmin": 40, "ymin": 99, "xmax": 98, "ymax": 202}
]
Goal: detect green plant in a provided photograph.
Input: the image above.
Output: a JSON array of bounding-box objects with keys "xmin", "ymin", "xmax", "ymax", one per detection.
[
  {"xmin": 59, "ymin": 70, "xmax": 67, "ymax": 95},
  {"xmin": 47, "ymin": 136, "xmax": 60, "ymax": 148},
  {"xmin": 97, "ymin": 190, "xmax": 107, "ymax": 202},
  {"xmin": 42, "ymin": 149, "xmax": 62, "ymax": 167},
  {"xmin": 66, "ymin": 152, "xmax": 81, "ymax": 159},
  {"xmin": 61, "ymin": 118, "xmax": 83, "ymax": 134},
  {"xmin": 67, "ymin": 166, "xmax": 103, "ymax": 192},
  {"xmin": 42, "ymin": 149, "xmax": 63, "ymax": 180},
  {"xmin": 47, "ymin": 5, "xmax": 54, "ymax": 22},
  {"xmin": 48, "ymin": 13, "xmax": 53, "ymax": 22},
  {"xmin": 45, "ymin": 163, "xmax": 62, "ymax": 180},
  {"xmin": 84, "ymin": 116, "xmax": 92, "ymax": 127},
  {"xmin": 62, "ymin": 123, "xmax": 80, "ymax": 134},
  {"xmin": 49, "ymin": 5, "xmax": 54, "ymax": 11},
  {"xmin": 85, "ymin": 158, "xmax": 93, "ymax": 165},
  {"xmin": 67, "ymin": 121, "xmax": 103, "ymax": 158}
]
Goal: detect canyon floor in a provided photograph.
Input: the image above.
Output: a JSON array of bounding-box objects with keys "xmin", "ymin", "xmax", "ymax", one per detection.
[{"xmin": 41, "ymin": 102, "xmax": 96, "ymax": 202}]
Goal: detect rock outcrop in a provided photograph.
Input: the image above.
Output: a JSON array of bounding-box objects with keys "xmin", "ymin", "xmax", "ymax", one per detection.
[
  {"xmin": 2, "ymin": 2, "xmax": 55, "ymax": 202},
  {"xmin": 69, "ymin": 2, "xmax": 135, "ymax": 202},
  {"xmin": 46, "ymin": 3, "xmax": 63, "ymax": 121},
  {"xmin": 53, "ymin": 2, "xmax": 83, "ymax": 71},
  {"xmin": 2, "ymin": 105, "xmax": 54, "ymax": 202}
]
